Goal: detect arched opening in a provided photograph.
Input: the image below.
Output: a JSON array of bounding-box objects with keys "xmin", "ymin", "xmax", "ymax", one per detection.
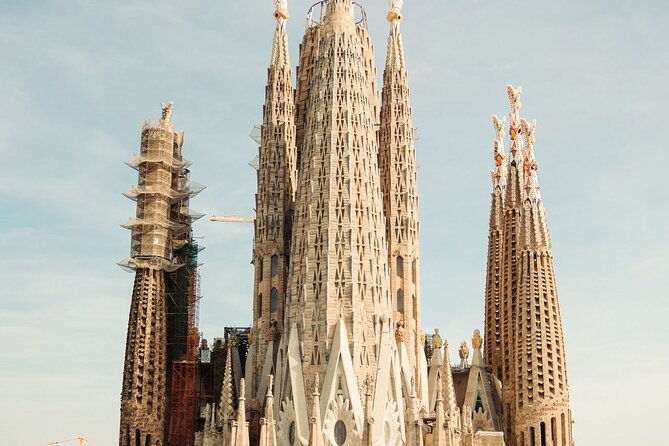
[
  {"xmin": 258, "ymin": 293, "xmax": 263, "ymax": 317},
  {"xmin": 397, "ymin": 289, "xmax": 404, "ymax": 314},
  {"xmin": 270, "ymin": 288, "xmax": 278, "ymax": 313},
  {"xmin": 551, "ymin": 417, "xmax": 557, "ymax": 446},
  {"xmin": 145, "ymin": 434, "xmax": 151, "ymax": 446},
  {"xmin": 135, "ymin": 429, "xmax": 141, "ymax": 446},
  {"xmin": 529, "ymin": 426, "xmax": 536, "ymax": 446},
  {"xmin": 540, "ymin": 422, "xmax": 546, "ymax": 446},
  {"xmin": 396, "ymin": 256, "xmax": 404, "ymax": 278},
  {"xmin": 271, "ymin": 255, "xmax": 279, "ymax": 277},
  {"xmin": 258, "ymin": 258, "xmax": 264, "ymax": 280},
  {"xmin": 561, "ymin": 413, "xmax": 566, "ymax": 446}
]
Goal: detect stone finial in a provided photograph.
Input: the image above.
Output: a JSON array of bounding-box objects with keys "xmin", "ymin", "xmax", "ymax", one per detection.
[
  {"xmin": 521, "ymin": 118, "xmax": 537, "ymax": 149},
  {"xmin": 386, "ymin": 0, "xmax": 404, "ymax": 22},
  {"xmin": 160, "ymin": 101, "xmax": 173, "ymax": 122},
  {"xmin": 273, "ymin": 0, "xmax": 289, "ymax": 21},
  {"xmin": 492, "ymin": 115, "xmax": 506, "ymax": 143},
  {"xmin": 395, "ymin": 320, "xmax": 407, "ymax": 343},
  {"xmin": 431, "ymin": 328, "xmax": 443, "ymax": 350},
  {"xmin": 458, "ymin": 341, "xmax": 470, "ymax": 368},
  {"xmin": 506, "ymin": 84, "xmax": 522, "ymax": 115},
  {"xmin": 472, "ymin": 329, "xmax": 483, "ymax": 350}
]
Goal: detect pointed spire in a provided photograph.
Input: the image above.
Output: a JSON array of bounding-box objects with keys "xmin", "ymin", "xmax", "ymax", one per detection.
[
  {"xmin": 308, "ymin": 374, "xmax": 324, "ymax": 446},
  {"xmin": 406, "ymin": 377, "xmax": 423, "ymax": 445},
  {"xmin": 259, "ymin": 375, "xmax": 277, "ymax": 446},
  {"xmin": 441, "ymin": 340, "xmax": 458, "ymax": 422},
  {"xmin": 432, "ymin": 375, "xmax": 448, "ymax": 446},
  {"xmin": 520, "ymin": 118, "xmax": 541, "ymax": 202},
  {"xmin": 491, "ymin": 115, "xmax": 507, "ymax": 185},
  {"xmin": 270, "ymin": 0, "xmax": 290, "ymax": 66},
  {"xmin": 233, "ymin": 378, "xmax": 250, "ymax": 446},
  {"xmin": 218, "ymin": 343, "xmax": 235, "ymax": 429},
  {"xmin": 385, "ymin": 0, "xmax": 405, "ymax": 69}
]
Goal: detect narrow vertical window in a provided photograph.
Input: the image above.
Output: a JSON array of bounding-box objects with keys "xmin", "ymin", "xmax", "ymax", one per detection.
[
  {"xmin": 271, "ymin": 255, "xmax": 279, "ymax": 277},
  {"xmin": 412, "ymin": 259, "xmax": 416, "ymax": 283},
  {"xmin": 397, "ymin": 289, "xmax": 404, "ymax": 314},
  {"xmin": 258, "ymin": 258, "xmax": 264, "ymax": 281},
  {"xmin": 396, "ymin": 256, "xmax": 404, "ymax": 278},
  {"xmin": 270, "ymin": 288, "xmax": 278, "ymax": 313},
  {"xmin": 258, "ymin": 293, "xmax": 263, "ymax": 317}
]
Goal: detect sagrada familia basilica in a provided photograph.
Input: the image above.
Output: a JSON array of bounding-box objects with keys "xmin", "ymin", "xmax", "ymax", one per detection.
[{"xmin": 117, "ymin": 1, "xmax": 575, "ymax": 446}]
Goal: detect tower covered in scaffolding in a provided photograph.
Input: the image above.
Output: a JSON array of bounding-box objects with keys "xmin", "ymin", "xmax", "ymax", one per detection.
[{"xmin": 119, "ymin": 102, "xmax": 204, "ymax": 446}]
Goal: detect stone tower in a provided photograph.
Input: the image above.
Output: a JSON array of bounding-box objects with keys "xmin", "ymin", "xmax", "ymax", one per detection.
[
  {"xmin": 241, "ymin": 1, "xmax": 431, "ymax": 445},
  {"xmin": 119, "ymin": 103, "xmax": 202, "ymax": 446},
  {"xmin": 247, "ymin": 0, "xmax": 298, "ymax": 407},
  {"xmin": 484, "ymin": 86, "xmax": 574, "ymax": 446},
  {"xmin": 379, "ymin": 2, "xmax": 423, "ymax": 373}
]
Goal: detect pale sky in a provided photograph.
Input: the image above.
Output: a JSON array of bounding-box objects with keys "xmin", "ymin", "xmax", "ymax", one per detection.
[{"xmin": 1, "ymin": 1, "xmax": 667, "ymax": 445}]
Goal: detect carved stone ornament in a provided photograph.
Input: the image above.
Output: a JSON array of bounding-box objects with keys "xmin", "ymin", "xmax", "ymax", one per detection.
[
  {"xmin": 472, "ymin": 329, "xmax": 483, "ymax": 350},
  {"xmin": 395, "ymin": 320, "xmax": 407, "ymax": 343},
  {"xmin": 160, "ymin": 101, "xmax": 173, "ymax": 122},
  {"xmin": 267, "ymin": 319, "xmax": 281, "ymax": 342},
  {"xmin": 431, "ymin": 328, "xmax": 443, "ymax": 350}
]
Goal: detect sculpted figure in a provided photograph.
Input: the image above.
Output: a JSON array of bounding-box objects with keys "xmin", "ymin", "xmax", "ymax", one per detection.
[
  {"xmin": 432, "ymin": 328, "xmax": 443, "ymax": 350},
  {"xmin": 395, "ymin": 320, "xmax": 407, "ymax": 343},
  {"xmin": 459, "ymin": 341, "xmax": 470, "ymax": 368},
  {"xmin": 160, "ymin": 101, "xmax": 173, "ymax": 122},
  {"xmin": 472, "ymin": 329, "xmax": 482, "ymax": 350}
]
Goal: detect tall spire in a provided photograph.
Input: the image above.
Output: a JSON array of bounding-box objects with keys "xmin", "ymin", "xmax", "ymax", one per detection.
[
  {"xmin": 284, "ymin": 0, "xmax": 390, "ymax": 396},
  {"xmin": 233, "ymin": 379, "xmax": 250, "ymax": 446},
  {"xmin": 258, "ymin": 375, "xmax": 277, "ymax": 446},
  {"xmin": 493, "ymin": 86, "xmax": 575, "ymax": 445},
  {"xmin": 484, "ymin": 114, "xmax": 507, "ymax": 372},
  {"xmin": 248, "ymin": 0, "xmax": 297, "ymax": 403},
  {"xmin": 379, "ymin": 0, "xmax": 423, "ymax": 374},
  {"xmin": 441, "ymin": 340, "xmax": 458, "ymax": 422}
]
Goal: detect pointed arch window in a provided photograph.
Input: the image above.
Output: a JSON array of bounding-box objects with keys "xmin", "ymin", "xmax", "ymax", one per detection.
[
  {"xmin": 270, "ymin": 288, "xmax": 278, "ymax": 313},
  {"xmin": 397, "ymin": 289, "xmax": 404, "ymax": 314},
  {"xmin": 396, "ymin": 256, "xmax": 404, "ymax": 278},
  {"xmin": 271, "ymin": 255, "xmax": 279, "ymax": 277}
]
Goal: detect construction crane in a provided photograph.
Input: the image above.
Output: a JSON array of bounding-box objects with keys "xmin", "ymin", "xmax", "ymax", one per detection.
[
  {"xmin": 210, "ymin": 215, "xmax": 254, "ymax": 223},
  {"xmin": 41, "ymin": 437, "xmax": 91, "ymax": 446}
]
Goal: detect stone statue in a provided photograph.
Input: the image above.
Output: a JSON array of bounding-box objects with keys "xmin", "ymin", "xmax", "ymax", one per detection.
[
  {"xmin": 160, "ymin": 101, "xmax": 173, "ymax": 122},
  {"xmin": 395, "ymin": 320, "xmax": 407, "ymax": 343},
  {"xmin": 459, "ymin": 341, "xmax": 470, "ymax": 368},
  {"xmin": 472, "ymin": 329, "xmax": 482, "ymax": 350},
  {"xmin": 432, "ymin": 328, "xmax": 443, "ymax": 350},
  {"xmin": 267, "ymin": 319, "xmax": 280, "ymax": 341}
]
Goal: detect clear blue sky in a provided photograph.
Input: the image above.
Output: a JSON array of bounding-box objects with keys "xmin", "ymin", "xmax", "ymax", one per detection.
[{"xmin": 1, "ymin": 1, "xmax": 667, "ymax": 445}]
